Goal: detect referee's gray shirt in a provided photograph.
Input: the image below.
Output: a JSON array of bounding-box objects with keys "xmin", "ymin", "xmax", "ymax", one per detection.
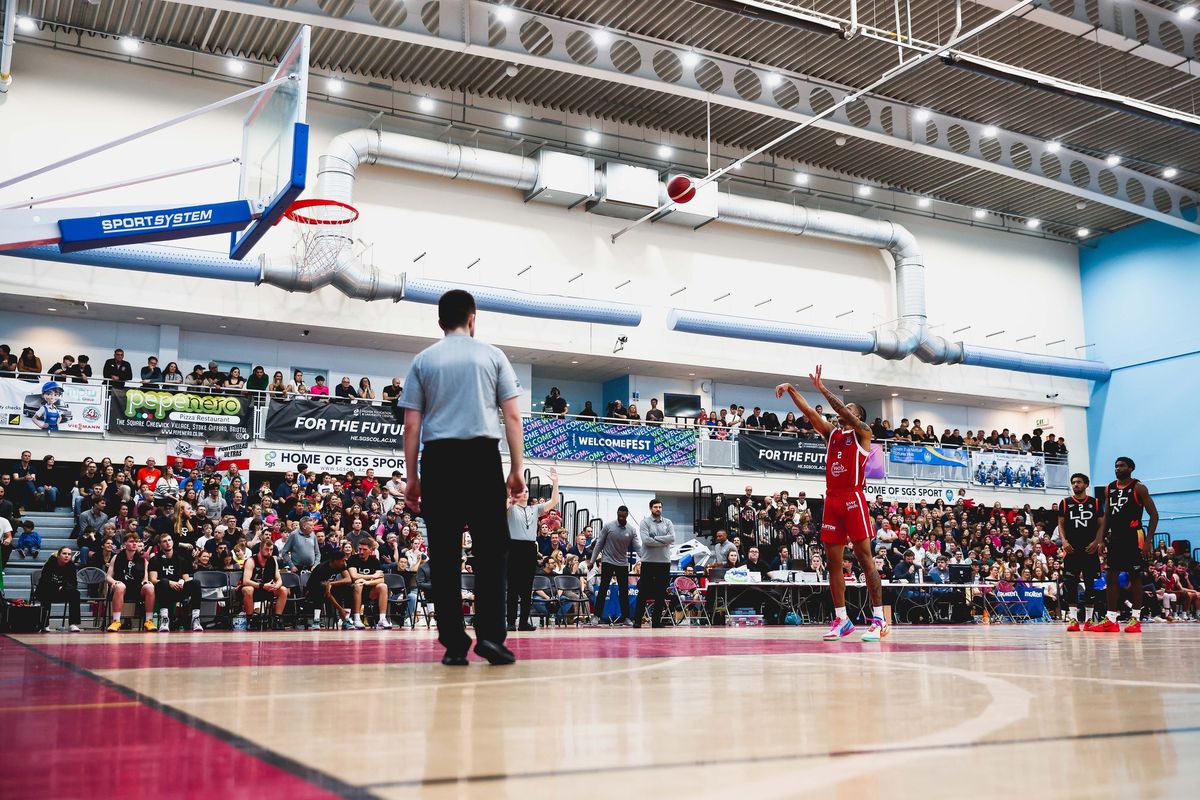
[
  {"xmin": 398, "ymin": 332, "xmax": 521, "ymax": 442},
  {"xmin": 637, "ymin": 516, "xmax": 676, "ymax": 564},
  {"xmin": 507, "ymin": 502, "xmax": 547, "ymax": 542},
  {"xmin": 593, "ymin": 520, "xmax": 637, "ymax": 566}
]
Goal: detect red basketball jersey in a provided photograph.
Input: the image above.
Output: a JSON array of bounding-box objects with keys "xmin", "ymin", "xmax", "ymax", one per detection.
[{"xmin": 825, "ymin": 428, "xmax": 867, "ymax": 493}]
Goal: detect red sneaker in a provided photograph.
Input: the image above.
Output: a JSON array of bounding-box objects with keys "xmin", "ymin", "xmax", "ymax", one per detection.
[
  {"xmin": 1124, "ymin": 620, "xmax": 1142, "ymax": 633},
  {"xmin": 1085, "ymin": 619, "xmax": 1120, "ymax": 632},
  {"xmin": 1066, "ymin": 621, "xmax": 1080, "ymax": 632}
]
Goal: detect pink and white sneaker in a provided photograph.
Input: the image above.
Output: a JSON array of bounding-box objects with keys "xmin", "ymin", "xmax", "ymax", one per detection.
[
  {"xmin": 862, "ymin": 616, "xmax": 890, "ymax": 642},
  {"xmin": 823, "ymin": 617, "xmax": 856, "ymax": 641}
]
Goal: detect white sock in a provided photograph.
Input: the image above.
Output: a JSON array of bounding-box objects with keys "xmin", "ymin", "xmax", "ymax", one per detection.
[
  {"xmin": 111, "ymin": 610, "xmax": 122, "ymax": 622},
  {"xmin": 834, "ymin": 606, "xmax": 848, "ymax": 621},
  {"xmin": 353, "ymin": 614, "xmax": 362, "ymax": 623},
  {"xmin": 872, "ymin": 606, "xmax": 885, "ymax": 621},
  {"xmin": 1135, "ymin": 608, "xmax": 1144, "ymax": 621},
  {"xmin": 313, "ymin": 609, "xmax": 322, "ymax": 622},
  {"xmin": 1107, "ymin": 610, "xmax": 1119, "ymax": 623},
  {"xmin": 160, "ymin": 608, "xmax": 169, "ymax": 620},
  {"xmin": 1068, "ymin": 606, "xmax": 1078, "ymax": 621},
  {"xmin": 191, "ymin": 609, "xmax": 200, "ymax": 621},
  {"xmin": 1085, "ymin": 607, "xmax": 1093, "ymax": 622}
]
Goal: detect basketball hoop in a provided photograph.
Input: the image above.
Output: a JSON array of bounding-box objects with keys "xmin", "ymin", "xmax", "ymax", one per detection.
[{"xmin": 283, "ymin": 198, "xmax": 358, "ymax": 279}]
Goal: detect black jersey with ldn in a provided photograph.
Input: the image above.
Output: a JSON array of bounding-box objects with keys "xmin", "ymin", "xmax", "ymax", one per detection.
[
  {"xmin": 113, "ymin": 552, "xmax": 146, "ymax": 583},
  {"xmin": 1103, "ymin": 480, "xmax": 1144, "ymax": 539},
  {"xmin": 348, "ymin": 554, "xmax": 381, "ymax": 577},
  {"xmin": 1062, "ymin": 495, "xmax": 1101, "ymax": 549},
  {"xmin": 150, "ymin": 551, "xmax": 191, "ymax": 581}
]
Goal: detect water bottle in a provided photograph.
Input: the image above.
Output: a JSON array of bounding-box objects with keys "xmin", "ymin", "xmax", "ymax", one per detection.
[{"xmin": 233, "ymin": 613, "xmax": 248, "ymax": 631}]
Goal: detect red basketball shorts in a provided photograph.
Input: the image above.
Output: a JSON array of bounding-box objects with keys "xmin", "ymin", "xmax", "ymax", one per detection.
[{"xmin": 820, "ymin": 490, "xmax": 871, "ymax": 546}]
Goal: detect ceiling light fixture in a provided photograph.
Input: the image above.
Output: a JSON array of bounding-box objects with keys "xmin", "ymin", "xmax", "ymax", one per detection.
[
  {"xmin": 913, "ymin": 108, "xmax": 931, "ymax": 123},
  {"xmin": 584, "ymin": 130, "xmax": 601, "ymax": 145},
  {"xmin": 17, "ymin": 16, "xmax": 36, "ymax": 33},
  {"xmin": 1046, "ymin": 141, "xmax": 1061, "ymax": 153},
  {"xmin": 1163, "ymin": 166, "xmax": 1179, "ymax": 179},
  {"xmin": 227, "ymin": 58, "xmax": 245, "ymax": 74},
  {"xmin": 1179, "ymin": 5, "xmax": 1198, "ymax": 20},
  {"xmin": 328, "ymin": 77, "xmax": 344, "ymax": 94},
  {"xmin": 891, "ymin": 392, "xmax": 900, "ymax": 397},
  {"xmin": 657, "ymin": 144, "xmax": 674, "ymax": 159},
  {"xmin": 1105, "ymin": 154, "xmax": 1121, "ymax": 167},
  {"xmin": 943, "ymin": 52, "xmax": 1200, "ymax": 132},
  {"xmin": 691, "ymin": 1, "xmax": 843, "ymax": 35},
  {"xmin": 917, "ymin": 197, "xmax": 931, "ymax": 208},
  {"xmin": 504, "ymin": 114, "xmax": 520, "ymax": 129},
  {"xmin": 1025, "ymin": 218, "xmax": 1041, "ymax": 228},
  {"xmin": 591, "ymin": 29, "xmax": 612, "ymax": 45},
  {"xmin": 973, "ymin": 208, "xmax": 987, "ymax": 219},
  {"xmin": 495, "ymin": 6, "xmax": 515, "ymax": 23},
  {"xmin": 981, "ymin": 125, "xmax": 998, "ymax": 138},
  {"xmin": 794, "ymin": 172, "xmax": 809, "ymax": 185},
  {"xmin": 46, "ymin": 307, "xmax": 56, "ymax": 312},
  {"xmin": 765, "ymin": 72, "xmax": 783, "ymax": 88},
  {"xmin": 1076, "ymin": 227, "xmax": 1090, "ymax": 238},
  {"xmin": 135, "ymin": 316, "xmax": 145, "ymax": 321},
  {"xmin": 681, "ymin": 51, "xmax": 700, "ymax": 68},
  {"xmin": 418, "ymin": 95, "xmax": 435, "ymax": 112},
  {"xmin": 856, "ymin": 185, "xmax": 872, "ymax": 197},
  {"xmin": 834, "ymin": 135, "xmax": 847, "ymax": 146},
  {"xmin": 120, "ymin": 37, "xmax": 140, "ymax": 53}
]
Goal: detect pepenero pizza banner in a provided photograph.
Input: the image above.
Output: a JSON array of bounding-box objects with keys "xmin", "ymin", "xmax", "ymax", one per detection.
[{"xmin": 108, "ymin": 387, "xmax": 252, "ymax": 440}]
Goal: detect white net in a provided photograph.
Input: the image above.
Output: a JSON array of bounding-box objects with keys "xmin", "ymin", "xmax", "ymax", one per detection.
[{"xmin": 287, "ymin": 200, "xmax": 357, "ymax": 280}]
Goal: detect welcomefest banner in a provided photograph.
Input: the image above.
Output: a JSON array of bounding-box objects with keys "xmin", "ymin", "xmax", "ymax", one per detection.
[{"xmin": 523, "ymin": 418, "xmax": 697, "ymax": 466}]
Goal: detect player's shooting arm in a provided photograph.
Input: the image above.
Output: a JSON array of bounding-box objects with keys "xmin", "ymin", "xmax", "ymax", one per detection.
[
  {"xmin": 775, "ymin": 383, "xmax": 832, "ymax": 438},
  {"xmin": 809, "ymin": 365, "xmax": 871, "ymax": 445}
]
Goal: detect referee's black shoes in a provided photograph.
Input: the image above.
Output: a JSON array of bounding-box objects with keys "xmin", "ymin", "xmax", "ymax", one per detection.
[
  {"xmin": 441, "ymin": 653, "xmax": 469, "ymax": 666},
  {"xmin": 474, "ymin": 639, "xmax": 517, "ymax": 665}
]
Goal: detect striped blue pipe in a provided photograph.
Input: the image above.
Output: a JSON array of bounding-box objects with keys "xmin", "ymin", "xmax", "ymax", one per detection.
[
  {"xmin": 960, "ymin": 345, "xmax": 1111, "ymax": 381},
  {"xmin": 667, "ymin": 309, "xmax": 875, "ymax": 352},
  {"xmin": 406, "ymin": 277, "xmax": 642, "ymax": 326},
  {"xmin": 4, "ymin": 243, "xmax": 262, "ymax": 282}
]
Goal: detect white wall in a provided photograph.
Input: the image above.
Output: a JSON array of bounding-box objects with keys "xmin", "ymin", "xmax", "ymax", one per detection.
[{"xmin": 0, "ymin": 48, "xmax": 1090, "ymax": 468}]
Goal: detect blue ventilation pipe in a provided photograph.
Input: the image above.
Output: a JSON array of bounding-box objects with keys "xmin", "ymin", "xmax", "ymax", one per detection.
[
  {"xmin": 666, "ymin": 310, "xmax": 874, "ymax": 353},
  {"xmin": 406, "ymin": 277, "xmax": 641, "ymax": 326},
  {"xmin": 5, "ymin": 243, "xmax": 261, "ymax": 281},
  {"xmin": 960, "ymin": 345, "xmax": 1110, "ymax": 381}
]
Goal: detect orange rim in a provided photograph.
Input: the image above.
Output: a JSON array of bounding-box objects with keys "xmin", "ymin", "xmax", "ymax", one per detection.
[{"xmin": 283, "ymin": 198, "xmax": 359, "ymax": 226}]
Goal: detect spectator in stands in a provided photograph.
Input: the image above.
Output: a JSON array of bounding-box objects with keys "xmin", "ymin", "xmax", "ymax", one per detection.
[
  {"xmin": 743, "ymin": 545, "xmax": 771, "ymax": 576},
  {"xmin": 16, "ymin": 347, "xmax": 42, "ymax": 380},
  {"xmin": 348, "ymin": 537, "xmax": 390, "ymax": 630},
  {"xmin": 16, "ymin": 519, "xmax": 41, "ymax": 559},
  {"xmin": 64, "ymin": 353, "xmax": 90, "ymax": 383},
  {"xmin": 277, "ymin": 517, "xmax": 320, "ymax": 571},
  {"xmin": 577, "ymin": 401, "xmax": 598, "ymax": 419},
  {"xmin": 782, "ymin": 412, "xmax": 801, "ymax": 433},
  {"xmin": 102, "ymin": 348, "xmax": 133, "ymax": 388},
  {"xmin": 199, "ymin": 485, "xmax": 226, "ymax": 519},
  {"xmin": 876, "ymin": 419, "xmax": 893, "ymax": 440},
  {"xmin": 48, "ymin": 354, "xmax": 74, "ymax": 379},
  {"xmin": 645, "ymin": 398, "xmax": 664, "ymax": 425},
  {"xmin": 135, "ymin": 458, "xmax": 161, "ymax": 492},
  {"xmin": 606, "ymin": 399, "xmax": 627, "ymax": 420},
  {"xmin": 202, "ymin": 361, "xmax": 225, "ymax": 387},
  {"xmin": 358, "ymin": 377, "xmax": 375, "ymax": 401},
  {"xmin": 223, "ymin": 367, "xmax": 246, "ymax": 392},
  {"xmin": 246, "ymin": 366, "xmax": 269, "ymax": 394},
  {"xmin": 382, "ymin": 377, "xmax": 403, "ymax": 408},
  {"xmin": 267, "ymin": 371, "xmax": 288, "ymax": 400},
  {"xmin": 183, "ymin": 365, "xmax": 204, "ymax": 386},
  {"xmin": 37, "ymin": 546, "xmax": 81, "ymax": 632},
  {"xmin": 334, "ymin": 376, "xmax": 358, "ymax": 401},
  {"xmin": 139, "ymin": 356, "xmax": 162, "ymax": 386},
  {"xmin": 161, "ymin": 362, "xmax": 183, "ymax": 385},
  {"xmin": 0, "ymin": 344, "xmax": 14, "ymax": 375},
  {"xmin": 9, "ymin": 450, "xmax": 37, "ymax": 512},
  {"xmin": 711, "ymin": 528, "xmax": 735, "ymax": 566},
  {"xmin": 542, "ymin": 387, "xmax": 567, "ymax": 416},
  {"xmin": 626, "ymin": 403, "xmax": 642, "ymax": 424},
  {"xmin": 309, "ymin": 375, "xmax": 330, "ymax": 398},
  {"xmin": 744, "ymin": 407, "xmax": 764, "ymax": 429},
  {"xmin": 288, "ymin": 369, "xmax": 308, "ymax": 397}
]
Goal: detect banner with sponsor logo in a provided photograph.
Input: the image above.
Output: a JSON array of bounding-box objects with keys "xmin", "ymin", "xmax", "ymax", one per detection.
[
  {"xmin": 737, "ymin": 432, "xmax": 886, "ymax": 478},
  {"xmin": 164, "ymin": 439, "xmax": 251, "ymax": 483},
  {"xmin": 251, "ymin": 446, "xmax": 407, "ymax": 477},
  {"xmin": 863, "ymin": 483, "xmax": 959, "ymax": 504},
  {"xmin": 263, "ymin": 399, "xmax": 405, "ymax": 449},
  {"xmin": 108, "ymin": 387, "xmax": 251, "ymax": 440},
  {"xmin": 888, "ymin": 443, "xmax": 969, "ymax": 468},
  {"xmin": 969, "ymin": 451, "xmax": 1046, "ymax": 488},
  {"xmin": 523, "ymin": 418, "xmax": 697, "ymax": 466},
  {"xmin": 0, "ymin": 377, "xmax": 105, "ymax": 434}
]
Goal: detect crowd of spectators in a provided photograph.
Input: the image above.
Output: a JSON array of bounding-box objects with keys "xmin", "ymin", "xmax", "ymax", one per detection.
[
  {"xmin": 703, "ymin": 484, "xmax": 1199, "ymax": 622},
  {"xmin": 0, "ymin": 343, "xmax": 404, "ymax": 407}
]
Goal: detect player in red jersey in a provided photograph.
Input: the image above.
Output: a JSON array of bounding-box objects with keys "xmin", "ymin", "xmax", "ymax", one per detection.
[{"xmin": 777, "ymin": 366, "xmax": 886, "ymax": 642}]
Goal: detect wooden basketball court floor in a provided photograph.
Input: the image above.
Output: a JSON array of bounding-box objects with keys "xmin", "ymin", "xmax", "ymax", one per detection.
[{"xmin": 2, "ymin": 625, "xmax": 1199, "ymax": 799}]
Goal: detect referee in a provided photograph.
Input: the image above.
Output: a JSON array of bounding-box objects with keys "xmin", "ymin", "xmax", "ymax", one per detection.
[{"xmin": 401, "ymin": 290, "xmax": 526, "ymax": 666}]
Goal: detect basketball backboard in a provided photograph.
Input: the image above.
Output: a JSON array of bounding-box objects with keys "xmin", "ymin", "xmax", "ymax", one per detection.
[{"xmin": 229, "ymin": 26, "xmax": 310, "ymax": 260}]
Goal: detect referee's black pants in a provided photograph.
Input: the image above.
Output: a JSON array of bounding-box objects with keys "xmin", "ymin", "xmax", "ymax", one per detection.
[
  {"xmin": 596, "ymin": 563, "xmax": 630, "ymax": 622},
  {"xmin": 633, "ymin": 562, "xmax": 671, "ymax": 627},
  {"xmin": 507, "ymin": 540, "xmax": 538, "ymax": 627},
  {"xmin": 421, "ymin": 438, "xmax": 509, "ymax": 655}
]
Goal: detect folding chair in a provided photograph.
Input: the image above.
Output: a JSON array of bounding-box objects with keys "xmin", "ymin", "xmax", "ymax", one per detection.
[
  {"xmin": 672, "ymin": 576, "xmax": 710, "ymax": 625},
  {"xmin": 76, "ymin": 567, "xmax": 109, "ymax": 630},
  {"xmin": 553, "ymin": 574, "xmax": 589, "ymax": 625},
  {"xmin": 530, "ymin": 575, "xmax": 555, "ymax": 627},
  {"xmin": 990, "ymin": 581, "xmax": 1032, "ymax": 623},
  {"xmin": 414, "ymin": 583, "xmax": 433, "ymax": 629},
  {"xmin": 194, "ymin": 570, "xmax": 231, "ymax": 629},
  {"xmin": 384, "ymin": 573, "xmax": 412, "ymax": 627},
  {"xmin": 461, "ymin": 573, "xmax": 476, "ymax": 624},
  {"xmin": 279, "ymin": 572, "xmax": 303, "ymax": 626}
]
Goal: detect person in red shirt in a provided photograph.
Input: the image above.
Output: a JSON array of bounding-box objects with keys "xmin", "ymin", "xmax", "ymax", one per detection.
[
  {"xmin": 777, "ymin": 365, "xmax": 886, "ymax": 643},
  {"xmin": 135, "ymin": 457, "xmax": 162, "ymax": 492},
  {"xmin": 360, "ymin": 468, "xmax": 377, "ymax": 496}
]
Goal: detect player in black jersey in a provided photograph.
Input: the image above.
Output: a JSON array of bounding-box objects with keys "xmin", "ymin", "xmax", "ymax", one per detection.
[
  {"xmin": 303, "ymin": 551, "xmax": 353, "ymax": 630},
  {"xmin": 1058, "ymin": 473, "xmax": 1104, "ymax": 632},
  {"xmin": 149, "ymin": 533, "xmax": 203, "ymax": 632},
  {"xmin": 105, "ymin": 532, "xmax": 157, "ymax": 632},
  {"xmin": 1088, "ymin": 456, "xmax": 1159, "ymax": 633},
  {"xmin": 241, "ymin": 535, "xmax": 289, "ymax": 629}
]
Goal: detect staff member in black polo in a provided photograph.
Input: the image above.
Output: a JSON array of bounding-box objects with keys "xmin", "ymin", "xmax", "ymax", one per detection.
[{"xmin": 402, "ymin": 290, "xmax": 526, "ymax": 666}]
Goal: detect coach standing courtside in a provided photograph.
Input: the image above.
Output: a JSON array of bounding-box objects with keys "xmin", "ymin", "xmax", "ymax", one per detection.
[{"xmin": 402, "ymin": 290, "xmax": 526, "ymax": 666}]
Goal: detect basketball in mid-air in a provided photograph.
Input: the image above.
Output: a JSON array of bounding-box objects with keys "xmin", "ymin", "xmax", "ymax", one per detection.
[{"xmin": 667, "ymin": 175, "xmax": 696, "ymax": 203}]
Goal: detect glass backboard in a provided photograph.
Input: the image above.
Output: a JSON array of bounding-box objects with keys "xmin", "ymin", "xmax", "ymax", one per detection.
[{"xmin": 230, "ymin": 25, "xmax": 310, "ymax": 260}]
